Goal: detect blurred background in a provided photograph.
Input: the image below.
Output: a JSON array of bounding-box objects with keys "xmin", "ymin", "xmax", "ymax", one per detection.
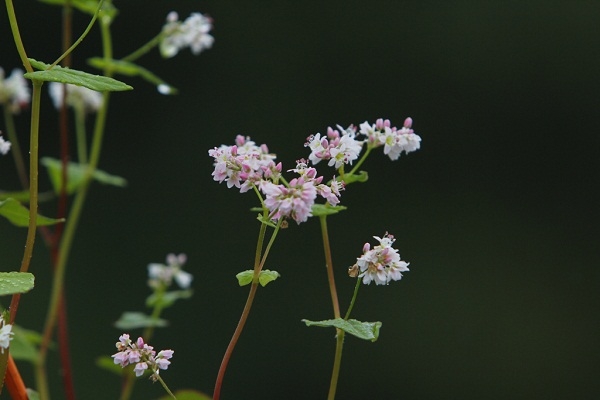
[{"xmin": 1, "ymin": 1, "xmax": 599, "ymax": 399}]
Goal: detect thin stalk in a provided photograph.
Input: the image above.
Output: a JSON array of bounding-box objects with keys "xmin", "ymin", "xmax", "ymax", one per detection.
[
  {"xmin": 347, "ymin": 145, "xmax": 372, "ymax": 177},
  {"xmin": 156, "ymin": 375, "xmax": 176, "ymax": 400},
  {"xmin": 2, "ymin": 106, "xmax": 28, "ymax": 188},
  {"xmin": 121, "ymin": 32, "xmax": 163, "ymax": 62},
  {"xmin": 8, "ymin": 80, "xmax": 43, "ymax": 324},
  {"xmin": 4, "ymin": 0, "xmax": 33, "ymax": 73},
  {"xmin": 319, "ymin": 215, "xmax": 344, "ymax": 400},
  {"xmin": 212, "ymin": 218, "xmax": 281, "ymax": 400},
  {"xmin": 74, "ymin": 105, "xmax": 88, "ymax": 164},
  {"xmin": 319, "ymin": 215, "xmax": 340, "ymax": 318},
  {"xmin": 343, "ymin": 278, "xmax": 362, "ymax": 320},
  {"xmin": 49, "ymin": 0, "xmax": 104, "ymax": 69},
  {"xmin": 35, "ymin": 13, "xmax": 114, "ymax": 399},
  {"xmin": 56, "ymin": 2, "xmax": 77, "ymax": 398}
]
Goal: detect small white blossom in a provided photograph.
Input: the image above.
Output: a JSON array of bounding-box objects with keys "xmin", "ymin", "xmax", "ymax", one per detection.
[
  {"xmin": 0, "ymin": 68, "xmax": 30, "ymax": 113},
  {"xmin": 0, "ymin": 316, "xmax": 14, "ymax": 353},
  {"xmin": 48, "ymin": 82, "xmax": 103, "ymax": 113},
  {"xmin": 305, "ymin": 125, "xmax": 363, "ymax": 169},
  {"xmin": 358, "ymin": 118, "xmax": 421, "ymax": 160},
  {"xmin": 352, "ymin": 233, "xmax": 410, "ymax": 285},
  {"xmin": 0, "ymin": 135, "xmax": 11, "ymax": 155},
  {"xmin": 148, "ymin": 253, "xmax": 193, "ymax": 289},
  {"xmin": 160, "ymin": 11, "xmax": 214, "ymax": 58}
]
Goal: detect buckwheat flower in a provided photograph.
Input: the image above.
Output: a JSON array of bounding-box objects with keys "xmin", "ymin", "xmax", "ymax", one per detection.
[
  {"xmin": 48, "ymin": 82, "xmax": 103, "ymax": 113},
  {"xmin": 208, "ymin": 135, "xmax": 277, "ymax": 192},
  {"xmin": 352, "ymin": 233, "xmax": 410, "ymax": 285},
  {"xmin": 260, "ymin": 175, "xmax": 318, "ymax": 224},
  {"xmin": 112, "ymin": 334, "xmax": 174, "ymax": 381},
  {"xmin": 359, "ymin": 118, "xmax": 421, "ymax": 160},
  {"xmin": 148, "ymin": 253, "xmax": 193, "ymax": 289},
  {"xmin": 306, "ymin": 125, "xmax": 363, "ymax": 169},
  {"xmin": 0, "ymin": 135, "xmax": 11, "ymax": 155},
  {"xmin": 0, "ymin": 316, "xmax": 14, "ymax": 353},
  {"xmin": 160, "ymin": 11, "xmax": 214, "ymax": 58},
  {"xmin": 0, "ymin": 68, "xmax": 30, "ymax": 113}
]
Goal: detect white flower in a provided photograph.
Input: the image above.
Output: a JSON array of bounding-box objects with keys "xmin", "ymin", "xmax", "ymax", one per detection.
[
  {"xmin": 160, "ymin": 11, "xmax": 214, "ymax": 58},
  {"xmin": 353, "ymin": 233, "xmax": 410, "ymax": 285},
  {"xmin": 148, "ymin": 253, "xmax": 193, "ymax": 289},
  {"xmin": 359, "ymin": 118, "xmax": 421, "ymax": 161},
  {"xmin": 0, "ymin": 68, "xmax": 30, "ymax": 113},
  {"xmin": 306, "ymin": 125, "xmax": 363, "ymax": 168},
  {"xmin": 0, "ymin": 135, "xmax": 11, "ymax": 155},
  {"xmin": 0, "ymin": 316, "xmax": 14, "ymax": 353},
  {"xmin": 48, "ymin": 82, "xmax": 103, "ymax": 113}
]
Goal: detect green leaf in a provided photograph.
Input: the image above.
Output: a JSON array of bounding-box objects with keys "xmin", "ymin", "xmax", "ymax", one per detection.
[
  {"xmin": 9, "ymin": 325, "xmax": 46, "ymax": 362},
  {"xmin": 38, "ymin": 0, "xmax": 118, "ymax": 18},
  {"xmin": 0, "ymin": 190, "xmax": 55, "ymax": 203},
  {"xmin": 311, "ymin": 203, "xmax": 347, "ymax": 217},
  {"xmin": 88, "ymin": 58, "xmax": 178, "ymax": 94},
  {"xmin": 146, "ymin": 289, "xmax": 193, "ymax": 308},
  {"xmin": 235, "ymin": 270, "xmax": 253, "ymax": 287},
  {"xmin": 157, "ymin": 390, "xmax": 213, "ymax": 400},
  {"xmin": 26, "ymin": 389, "xmax": 41, "ymax": 400},
  {"xmin": 25, "ymin": 59, "xmax": 132, "ymax": 92},
  {"xmin": 96, "ymin": 355, "xmax": 125, "ymax": 376},
  {"xmin": 0, "ymin": 272, "xmax": 34, "ymax": 296},
  {"xmin": 0, "ymin": 198, "xmax": 65, "ymax": 227},
  {"xmin": 343, "ymin": 171, "xmax": 369, "ymax": 184},
  {"xmin": 41, "ymin": 157, "xmax": 127, "ymax": 195},
  {"xmin": 235, "ymin": 270, "xmax": 280, "ymax": 287},
  {"xmin": 302, "ymin": 318, "xmax": 382, "ymax": 342},
  {"xmin": 258, "ymin": 270, "xmax": 280, "ymax": 287},
  {"xmin": 114, "ymin": 312, "xmax": 168, "ymax": 330},
  {"xmin": 256, "ymin": 213, "xmax": 277, "ymax": 228}
]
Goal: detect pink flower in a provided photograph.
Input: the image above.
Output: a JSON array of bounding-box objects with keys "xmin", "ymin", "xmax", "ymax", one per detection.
[
  {"xmin": 352, "ymin": 233, "xmax": 410, "ymax": 285},
  {"xmin": 111, "ymin": 334, "xmax": 174, "ymax": 381}
]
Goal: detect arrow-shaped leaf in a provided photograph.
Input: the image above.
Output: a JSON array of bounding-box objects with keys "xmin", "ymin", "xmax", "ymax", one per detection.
[
  {"xmin": 25, "ymin": 58, "xmax": 132, "ymax": 92},
  {"xmin": 0, "ymin": 198, "xmax": 65, "ymax": 227},
  {"xmin": 302, "ymin": 318, "xmax": 382, "ymax": 342}
]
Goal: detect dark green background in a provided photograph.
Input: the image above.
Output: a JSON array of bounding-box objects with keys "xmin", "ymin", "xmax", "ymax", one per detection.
[{"xmin": 1, "ymin": 1, "xmax": 599, "ymax": 399}]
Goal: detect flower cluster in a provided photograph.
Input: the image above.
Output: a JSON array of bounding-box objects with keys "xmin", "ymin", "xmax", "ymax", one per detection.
[
  {"xmin": 0, "ymin": 315, "xmax": 14, "ymax": 353},
  {"xmin": 350, "ymin": 233, "xmax": 410, "ymax": 285},
  {"xmin": 160, "ymin": 11, "xmax": 214, "ymax": 58},
  {"xmin": 112, "ymin": 334, "xmax": 174, "ymax": 381},
  {"xmin": 48, "ymin": 82, "xmax": 103, "ymax": 113},
  {"xmin": 0, "ymin": 67, "xmax": 30, "ymax": 114},
  {"xmin": 209, "ymin": 135, "xmax": 343, "ymax": 224},
  {"xmin": 305, "ymin": 125, "xmax": 363, "ymax": 169},
  {"xmin": 259, "ymin": 162, "xmax": 342, "ymax": 224},
  {"xmin": 148, "ymin": 253, "xmax": 193, "ymax": 289},
  {"xmin": 0, "ymin": 134, "xmax": 11, "ymax": 155},
  {"xmin": 208, "ymin": 135, "xmax": 279, "ymax": 193},
  {"xmin": 359, "ymin": 118, "xmax": 421, "ymax": 160}
]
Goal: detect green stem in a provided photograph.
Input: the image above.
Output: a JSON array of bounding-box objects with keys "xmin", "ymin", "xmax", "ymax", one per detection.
[
  {"xmin": 328, "ymin": 332, "xmax": 345, "ymax": 400},
  {"xmin": 156, "ymin": 375, "xmax": 177, "ymax": 399},
  {"xmin": 8, "ymin": 81, "xmax": 42, "ymax": 324},
  {"xmin": 121, "ymin": 32, "xmax": 163, "ymax": 62},
  {"xmin": 49, "ymin": 0, "xmax": 104, "ymax": 68},
  {"xmin": 319, "ymin": 215, "xmax": 344, "ymax": 400},
  {"xmin": 3, "ymin": 105, "xmax": 29, "ymax": 188},
  {"xmin": 74, "ymin": 105, "xmax": 88, "ymax": 164},
  {"xmin": 212, "ymin": 217, "xmax": 281, "ymax": 400},
  {"xmin": 343, "ymin": 278, "xmax": 362, "ymax": 320},
  {"xmin": 4, "ymin": 0, "xmax": 33, "ymax": 73},
  {"xmin": 319, "ymin": 215, "xmax": 340, "ymax": 319},
  {"xmin": 347, "ymin": 145, "xmax": 372, "ymax": 177}
]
